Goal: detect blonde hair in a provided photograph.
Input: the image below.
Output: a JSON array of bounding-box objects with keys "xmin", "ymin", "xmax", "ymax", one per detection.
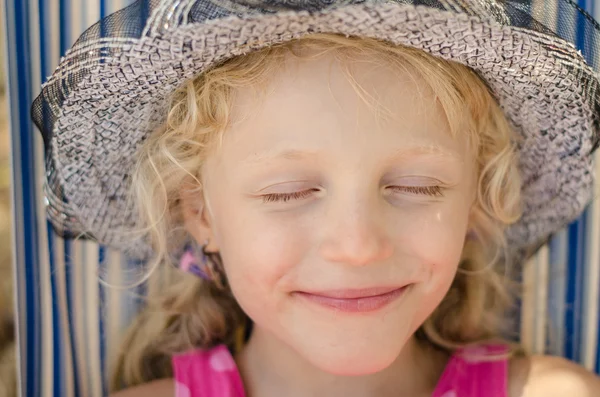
[{"xmin": 110, "ymin": 33, "xmax": 523, "ymax": 391}]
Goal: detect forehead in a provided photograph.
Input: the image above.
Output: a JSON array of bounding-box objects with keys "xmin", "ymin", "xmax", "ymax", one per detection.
[{"xmin": 211, "ymin": 51, "xmax": 469, "ymax": 167}]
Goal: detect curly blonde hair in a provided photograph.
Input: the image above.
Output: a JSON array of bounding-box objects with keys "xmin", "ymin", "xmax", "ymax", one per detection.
[{"xmin": 110, "ymin": 33, "xmax": 523, "ymax": 391}]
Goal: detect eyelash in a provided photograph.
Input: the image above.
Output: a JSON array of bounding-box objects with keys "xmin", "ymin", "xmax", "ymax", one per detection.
[
  {"xmin": 262, "ymin": 189, "xmax": 319, "ymax": 203},
  {"xmin": 261, "ymin": 186, "xmax": 444, "ymax": 203},
  {"xmin": 388, "ymin": 185, "xmax": 444, "ymax": 197}
]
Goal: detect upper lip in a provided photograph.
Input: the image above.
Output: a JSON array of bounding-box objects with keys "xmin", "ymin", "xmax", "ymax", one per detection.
[{"xmin": 296, "ymin": 286, "xmax": 407, "ymax": 299}]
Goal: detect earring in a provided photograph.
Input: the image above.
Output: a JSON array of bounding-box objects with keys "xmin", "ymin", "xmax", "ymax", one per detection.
[
  {"xmin": 179, "ymin": 239, "xmax": 225, "ymax": 289},
  {"xmin": 466, "ymin": 229, "xmax": 477, "ymax": 241}
]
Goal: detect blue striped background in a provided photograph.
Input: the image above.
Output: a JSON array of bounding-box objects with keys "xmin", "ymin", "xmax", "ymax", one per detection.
[{"xmin": 2, "ymin": 0, "xmax": 600, "ymax": 395}]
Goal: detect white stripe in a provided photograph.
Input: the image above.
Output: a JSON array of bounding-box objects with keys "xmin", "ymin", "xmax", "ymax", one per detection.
[
  {"xmin": 547, "ymin": 229, "xmax": 568, "ymax": 356},
  {"xmin": 521, "ymin": 252, "xmax": 537, "ymax": 353},
  {"xmin": 72, "ymin": 240, "xmax": 91, "ymax": 397},
  {"xmin": 580, "ymin": 0, "xmax": 600, "ymax": 370},
  {"xmin": 84, "ymin": 242, "xmax": 103, "ymax": 397},
  {"xmin": 40, "ymin": 229, "xmax": 54, "ymax": 397},
  {"xmin": 75, "ymin": 2, "xmax": 100, "ymax": 391},
  {"xmin": 78, "ymin": 0, "xmax": 103, "ymax": 384},
  {"xmin": 47, "ymin": 0, "xmax": 60, "ymax": 68},
  {"xmin": 82, "ymin": 240, "xmax": 94, "ymax": 396},
  {"xmin": 531, "ymin": 0, "xmax": 559, "ymax": 31},
  {"xmin": 84, "ymin": 0, "xmax": 100, "ymax": 28},
  {"xmin": 53, "ymin": 236, "xmax": 76, "ymax": 397},
  {"xmin": 534, "ymin": 244, "xmax": 549, "ymax": 354},
  {"xmin": 106, "ymin": 0, "xmax": 119, "ymax": 14},
  {"xmin": 31, "ymin": 0, "xmax": 56, "ymax": 393},
  {"xmin": 69, "ymin": 0, "xmax": 82, "ymax": 44},
  {"xmin": 59, "ymin": 1, "xmax": 80, "ymax": 392},
  {"xmin": 104, "ymin": 249, "xmax": 124, "ymax": 388},
  {"xmin": 585, "ymin": 0, "xmax": 594, "ymax": 18},
  {"xmin": 581, "ymin": 152, "xmax": 600, "ymax": 370},
  {"xmin": 110, "ymin": 0, "xmax": 132, "ymax": 14}
]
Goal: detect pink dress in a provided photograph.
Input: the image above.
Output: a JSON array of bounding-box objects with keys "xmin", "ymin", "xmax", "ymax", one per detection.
[{"xmin": 173, "ymin": 344, "xmax": 508, "ymax": 397}]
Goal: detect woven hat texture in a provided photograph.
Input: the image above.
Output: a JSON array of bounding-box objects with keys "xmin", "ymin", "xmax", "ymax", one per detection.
[{"xmin": 31, "ymin": 0, "xmax": 600, "ymax": 260}]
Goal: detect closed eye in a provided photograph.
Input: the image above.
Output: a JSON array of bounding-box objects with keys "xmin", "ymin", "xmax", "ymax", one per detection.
[{"xmin": 261, "ymin": 185, "xmax": 444, "ymax": 203}]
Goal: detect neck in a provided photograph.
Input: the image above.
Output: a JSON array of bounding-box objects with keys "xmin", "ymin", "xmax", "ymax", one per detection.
[{"xmin": 235, "ymin": 326, "xmax": 449, "ymax": 397}]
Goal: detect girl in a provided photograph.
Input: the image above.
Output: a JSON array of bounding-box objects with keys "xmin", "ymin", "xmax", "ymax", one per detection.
[{"xmin": 32, "ymin": 0, "xmax": 600, "ymax": 396}]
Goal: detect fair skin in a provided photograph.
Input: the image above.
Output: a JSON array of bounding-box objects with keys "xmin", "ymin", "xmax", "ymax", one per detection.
[{"xmin": 110, "ymin": 52, "xmax": 600, "ymax": 396}]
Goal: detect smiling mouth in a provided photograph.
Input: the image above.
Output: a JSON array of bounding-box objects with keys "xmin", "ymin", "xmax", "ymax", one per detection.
[{"xmin": 292, "ymin": 285, "xmax": 411, "ymax": 313}]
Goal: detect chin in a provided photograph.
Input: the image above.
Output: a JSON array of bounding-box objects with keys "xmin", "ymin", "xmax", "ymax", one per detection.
[{"xmin": 301, "ymin": 343, "xmax": 401, "ymax": 376}]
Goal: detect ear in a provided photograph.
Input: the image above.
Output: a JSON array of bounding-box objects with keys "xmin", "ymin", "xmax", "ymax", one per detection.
[
  {"xmin": 180, "ymin": 181, "xmax": 219, "ymax": 252},
  {"xmin": 465, "ymin": 203, "xmax": 479, "ymax": 240}
]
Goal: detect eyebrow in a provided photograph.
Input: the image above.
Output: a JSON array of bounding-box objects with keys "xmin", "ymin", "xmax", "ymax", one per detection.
[
  {"xmin": 388, "ymin": 144, "xmax": 462, "ymax": 162},
  {"xmin": 241, "ymin": 143, "xmax": 461, "ymax": 165},
  {"xmin": 241, "ymin": 149, "xmax": 321, "ymax": 165}
]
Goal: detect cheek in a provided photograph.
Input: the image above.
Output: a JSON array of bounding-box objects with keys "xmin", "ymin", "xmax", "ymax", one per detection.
[
  {"xmin": 401, "ymin": 201, "xmax": 468, "ymax": 255},
  {"xmin": 210, "ymin": 206, "xmax": 310, "ymax": 314},
  {"xmin": 399, "ymin": 202, "xmax": 469, "ymax": 300}
]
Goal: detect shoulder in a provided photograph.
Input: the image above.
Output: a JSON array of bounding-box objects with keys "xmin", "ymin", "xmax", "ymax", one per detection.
[
  {"xmin": 508, "ymin": 354, "xmax": 600, "ymax": 397},
  {"xmin": 108, "ymin": 378, "xmax": 175, "ymax": 397}
]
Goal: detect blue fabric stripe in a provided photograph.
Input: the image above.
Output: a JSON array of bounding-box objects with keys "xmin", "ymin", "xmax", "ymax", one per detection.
[
  {"xmin": 100, "ymin": 0, "xmax": 107, "ymax": 24},
  {"xmin": 566, "ymin": 0, "xmax": 595, "ymax": 366},
  {"xmin": 556, "ymin": 0, "xmax": 577, "ymax": 43},
  {"xmin": 98, "ymin": 245, "xmax": 107, "ymax": 396},
  {"xmin": 577, "ymin": 0, "xmax": 595, "ymax": 67},
  {"xmin": 547, "ymin": 230, "xmax": 568, "ymax": 356},
  {"xmin": 59, "ymin": 0, "xmax": 69, "ymax": 54},
  {"xmin": 577, "ymin": 0, "xmax": 586, "ymax": 52},
  {"xmin": 587, "ymin": 0, "xmax": 599, "ymax": 69},
  {"xmin": 597, "ymin": 339, "xmax": 600, "ymax": 374},
  {"xmin": 564, "ymin": 211, "xmax": 588, "ymax": 362},
  {"xmin": 561, "ymin": 0, "xmax": 591, "ymax": 366},
  {"xmin": 7, "ymin": 0, "xmax": 42, "ymax": 395}
]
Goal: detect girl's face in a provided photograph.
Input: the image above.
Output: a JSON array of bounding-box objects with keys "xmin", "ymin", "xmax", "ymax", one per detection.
[{"xmin": 190, "ymin": 52, "xmax": 477, "ymax": 375}]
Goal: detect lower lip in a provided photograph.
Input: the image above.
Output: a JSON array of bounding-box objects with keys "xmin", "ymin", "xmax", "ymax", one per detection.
[{"xmin": 293, "ymin": 286, "xmax": 409, "ymax": 313}]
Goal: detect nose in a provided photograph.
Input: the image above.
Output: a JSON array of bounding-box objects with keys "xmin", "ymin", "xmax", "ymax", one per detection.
[{"xmin": 318, "ymin": 194, "xmax": 394, "ymax": 267}]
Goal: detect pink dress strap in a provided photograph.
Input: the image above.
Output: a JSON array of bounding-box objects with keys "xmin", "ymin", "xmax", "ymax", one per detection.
[
  {"xmin": 432, "ymin": 344, "xmax": 509, "ymax": 397},
  {"xmin": 172, "ymin": 345, "xmax": 246, "ymax": 397}
]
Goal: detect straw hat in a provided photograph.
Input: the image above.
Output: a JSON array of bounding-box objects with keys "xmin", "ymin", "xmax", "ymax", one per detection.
[{"xmin": 31, "ymin": 0, "xmax": 600, "ymax": 260}]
